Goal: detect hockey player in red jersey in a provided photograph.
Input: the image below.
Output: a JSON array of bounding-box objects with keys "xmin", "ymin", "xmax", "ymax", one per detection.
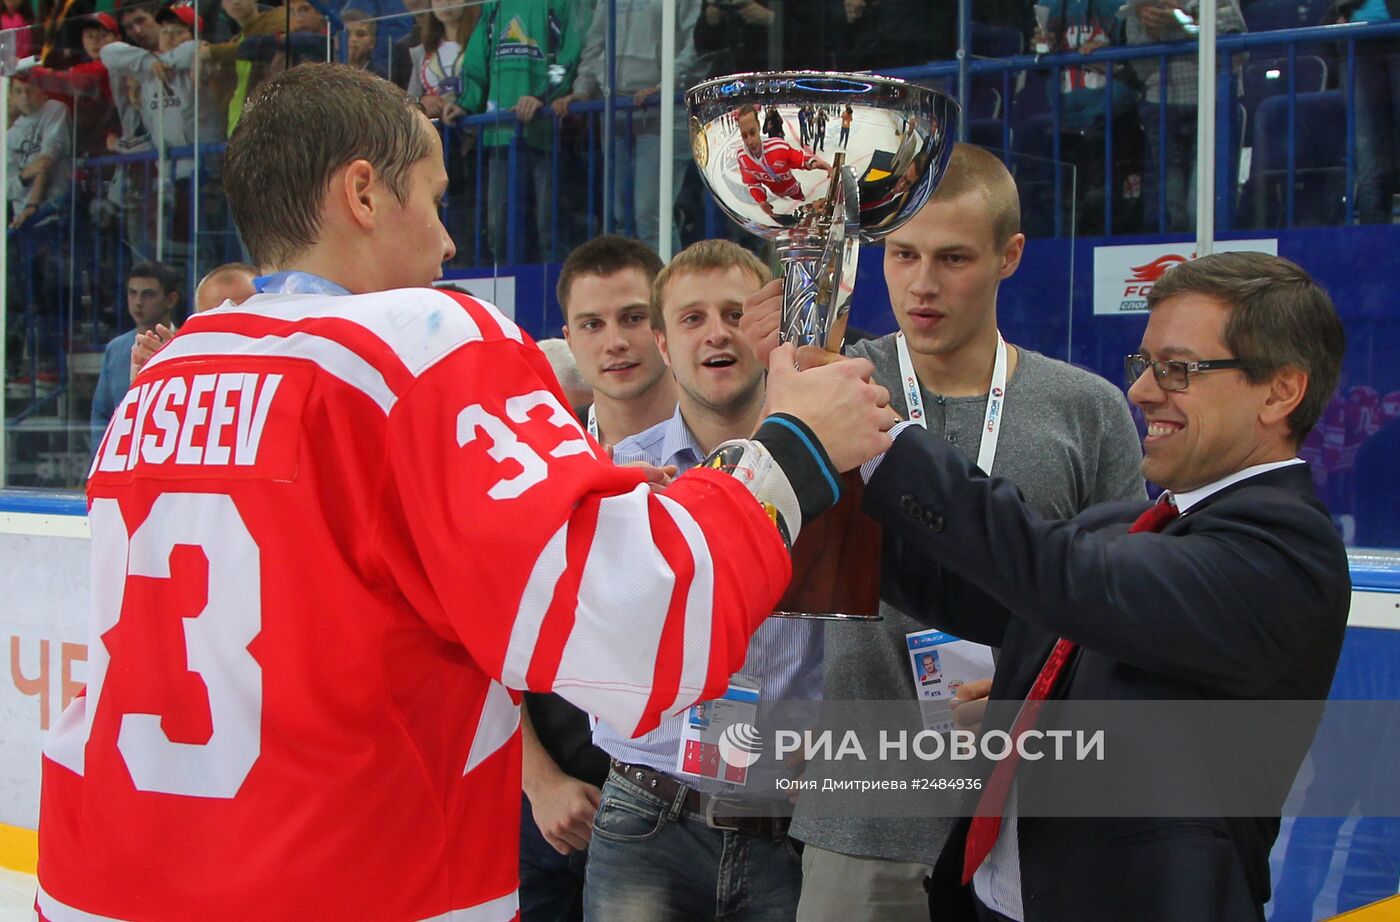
[
  {"xmin": 36, "ymin": 65, "xmax": 895, "ymax": 922},
  {"xmin": 735, "ymin": 104, "xmax": 831, "ymax": 220}
]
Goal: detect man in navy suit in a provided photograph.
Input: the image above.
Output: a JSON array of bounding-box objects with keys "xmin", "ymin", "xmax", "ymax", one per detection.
[{"xmin": 848, "ymin": 251, "xmax": 1350, "ymax": 921}]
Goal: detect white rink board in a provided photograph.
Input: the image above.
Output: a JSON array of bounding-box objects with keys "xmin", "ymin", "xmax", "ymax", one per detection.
[
  {"xmin": 0, "ymin": 533, "xmax": 89, "ymax": 830},
  {"xmin": 0, "ymin": 517, "xmax": 1396, "ymax": 838},
  {"xmin": 0, "ymin": 867, "xmax": 37, "ymax": 921}
]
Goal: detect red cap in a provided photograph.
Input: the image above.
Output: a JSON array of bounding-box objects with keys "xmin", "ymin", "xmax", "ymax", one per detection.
[
  {"xmin": 85, "ymin": 12, "xmax": 120, "ymax": 32},
  {"xmin": 156, "ymin": 3, "xmax": 203, "ymax": 32}
]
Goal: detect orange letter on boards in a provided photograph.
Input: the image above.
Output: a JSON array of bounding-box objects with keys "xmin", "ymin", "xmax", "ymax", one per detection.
[{"xmin": 10, "ymin": 636, "xmax": 51, "ymax": 730}]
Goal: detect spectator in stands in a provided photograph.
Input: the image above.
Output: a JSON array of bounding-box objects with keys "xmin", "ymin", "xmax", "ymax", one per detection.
[
  {"xmin": 290, "ymin": 0, "xmax": 328, "ymax": 36},
  {"xmin": 2, "ymin": 0, "xmax": 38, "ymax": 61},
  {"xmin": 447, "ymin": 0, "xmax": 582, "ymax": 263},
  {"xmin": 389, "ymin": 0, "xmax": 431, "ymax": 89},
  {"xmin": 18, "ymin": 14, "xmax": 122, "ymax": 159},
  {"xmin": 832, "ymin": 0, "xmax": 956, "ymax": 71},
  {"xmin": 6, "ymin": 74, "xmax": 72, "ymax": 230},
  {"xmin": 551, "ymin": 0, "xmax": 704, "ymax": 254},
  {"xmin": 6, "ymin": 71, "xmax": 71, "ymax": 329},
  {"xmin": 194, "ymin": 0, "xmax": 240, "ymax": 45},
  {"xmin": 1127, "ymin": 0, "xmax": 1247, "ymax": 232},
  {"xmin": 1035, "ymin": 0, "xmax": 1146, "ymax": 234},
  {"xmin": 129, "ymin": 261, "xmax": 256, "ymax": 378},
  {"xmin": 100, "ymin": 0, "xmax": 162, "ymax": 258},
  {"xmin": 1330, "ymin": 0, "xmax": 1400, "ymax": 223},
  {"xmin": 340, "ymin": 9, "xmax": 382, "ymax": 75},
  {"xmin": 117, "ymin": 1, "xmax": 162, "ymax": 53},
  {"xmin": 694, "ymin": 0, "xmax": 832, "ymax": 73},
  {"xmin": 101, "ymin": 3, "xmax": 221, "ymax": 182},
  {"xmin": 103, "ymin": 3, "xmax": 224, "ymax": 269},
  {"xmin": 233, "ymin": 2, "xmax": 336, "ymax": 96},
  {"xmin": 341, "ymin": 0, "xmax": 411, "ymax": 83},
  {"xmin": 91, "ymin": 259, "xmax": 180, "ymax": 449},
  {"xmin": 406, "ymin": 0, "xmax": 479, "ymax": 118},
  {"xmin": 976, "ymin": 0, "xmax": 1037, "ymax": 49},
  {"xmin": 403, "ymin": 0, "xmax": 480, "ymax": 260},
  {"xmin": 204, "ymin": 0, "xmax": 301, "ymax": 135}
]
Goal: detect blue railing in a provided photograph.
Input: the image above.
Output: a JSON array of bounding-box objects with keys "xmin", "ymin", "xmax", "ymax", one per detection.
[
  {"xmin": 427, "ymin": 18, "xmax": 1400, "ymax": 248},
  {"xmin": 30, "ymin": 18, "xmax": 1400, "ymax": 277},
  {"xmin": 6, "ymin": 17, "xmax": 1399, "ymax": 444},
  {"xmin": 870, "ymin": 19, "xmax": 1400, "ymax": 234}
]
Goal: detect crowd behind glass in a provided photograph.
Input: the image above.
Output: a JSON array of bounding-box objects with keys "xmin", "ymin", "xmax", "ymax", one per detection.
[{"xmin": 2, "ymin": 0, "xmax": 1398, "ymax": 514}]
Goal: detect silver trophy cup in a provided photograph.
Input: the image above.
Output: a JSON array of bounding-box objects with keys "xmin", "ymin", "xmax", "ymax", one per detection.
[
  {"xmin": 687, "ymin": 73, "xmax": 958, "ymax": 620},
  {"xmin": 686, "ymin": 72, "xmax": 959, "ymax": 352}
]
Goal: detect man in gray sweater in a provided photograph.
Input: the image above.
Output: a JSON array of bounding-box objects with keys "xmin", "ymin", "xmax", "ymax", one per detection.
[{"xmin": 741, "ymin": 144, "xmax": 1145, "ymax": 921}]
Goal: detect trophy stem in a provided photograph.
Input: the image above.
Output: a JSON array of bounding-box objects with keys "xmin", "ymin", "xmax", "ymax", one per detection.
[
  {"xmin": 775, "ymin": 229, "xmax": 859, "ymax": 354},
  {"xmin": 777, "ymin": 243, "xmax": 837, "ymax": 351}
]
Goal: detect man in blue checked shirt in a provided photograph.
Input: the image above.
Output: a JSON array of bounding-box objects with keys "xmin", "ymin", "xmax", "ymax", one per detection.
[{"xmin": 586, "ymin": 238, "xmax": 822, "ymax": 922}]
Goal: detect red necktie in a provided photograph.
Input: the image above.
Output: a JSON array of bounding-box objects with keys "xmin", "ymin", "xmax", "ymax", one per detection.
[{"xmin": 961, "ymin": 500, "xmax": 1179, "ymax": 884}]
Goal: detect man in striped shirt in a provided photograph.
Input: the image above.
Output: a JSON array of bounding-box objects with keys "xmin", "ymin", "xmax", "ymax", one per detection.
[{"xmin": 586, "ymin": 239, "xmax": 819, "ymax": 921}]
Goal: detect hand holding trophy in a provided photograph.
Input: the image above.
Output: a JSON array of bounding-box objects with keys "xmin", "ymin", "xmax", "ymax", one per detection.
[{"xmin": 686, "ymin": 72, "xmax": 959, "ymax": 619}]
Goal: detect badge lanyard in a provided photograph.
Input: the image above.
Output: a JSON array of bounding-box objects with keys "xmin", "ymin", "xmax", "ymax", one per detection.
[
  {"xmin": 895, "ymin": 331, "xmax": 1008, "ymax": 476},
  {"xmin": 586, "ymin": 404, "xmax": 598, "ymax": 440}
]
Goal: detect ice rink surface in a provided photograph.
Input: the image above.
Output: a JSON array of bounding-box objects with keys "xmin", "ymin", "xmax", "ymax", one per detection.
[{"xmin": 0, "ymin": 869, "xmax": 35, "ymax": 921}]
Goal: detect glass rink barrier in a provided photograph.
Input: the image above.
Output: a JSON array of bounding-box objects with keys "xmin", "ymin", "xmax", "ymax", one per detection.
[{"xmin": 0, "ymin": 1, "xmax": 1397, "ymax": 919}]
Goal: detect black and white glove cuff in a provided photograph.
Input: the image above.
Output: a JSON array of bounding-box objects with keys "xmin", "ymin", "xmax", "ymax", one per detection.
[{"xmin": 700, "ymin": 413, "xmax": 843, "ymax": 549}]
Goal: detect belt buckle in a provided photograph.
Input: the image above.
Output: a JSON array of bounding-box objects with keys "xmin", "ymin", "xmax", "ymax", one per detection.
[{"xmin": 704, "ymin": 796, "xmax": 747, "ymax": 831}]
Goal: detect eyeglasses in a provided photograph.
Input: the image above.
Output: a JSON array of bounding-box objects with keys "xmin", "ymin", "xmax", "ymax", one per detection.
[{"xmin": 1124, "ymin": 354, "xmax": 1250, "ymax": 392}]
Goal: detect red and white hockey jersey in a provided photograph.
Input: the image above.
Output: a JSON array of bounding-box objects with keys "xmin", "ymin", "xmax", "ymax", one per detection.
[
  {"xmin": 37, "ymin": 286, "xmax": 791, "ymax": 921},
  {"xmin": 737, "ymin": 138, "xmax": 812, "ymax": 205}
]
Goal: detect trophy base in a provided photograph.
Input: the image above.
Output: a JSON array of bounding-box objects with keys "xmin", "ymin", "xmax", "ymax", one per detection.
[{"xmin": 773, "ymin": 471, "xmax": 884, "ymax": 622}]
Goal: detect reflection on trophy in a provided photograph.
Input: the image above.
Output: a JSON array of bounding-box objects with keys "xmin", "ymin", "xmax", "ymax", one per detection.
[{"xmin": 687, "ymin": 72, "xmax": 959, "ymax": 620}]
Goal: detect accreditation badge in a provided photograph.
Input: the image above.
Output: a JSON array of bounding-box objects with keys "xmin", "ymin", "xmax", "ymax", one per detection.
[
  {"xmin": 906, "ymin": 629, "xmax": 996, "ymax": 732},
  {"xmin": 676, "ymin": 676, "xmax": 760, "ymax": 786}
]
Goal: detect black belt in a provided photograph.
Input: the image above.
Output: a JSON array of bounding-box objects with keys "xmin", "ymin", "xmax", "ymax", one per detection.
[{"xmin": 609, "ymin": 759, "xmax": 792, "ymax": 839}]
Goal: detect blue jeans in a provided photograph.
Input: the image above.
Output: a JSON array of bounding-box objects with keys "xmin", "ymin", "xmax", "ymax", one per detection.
[
  {"xmin": 582, "ymin": 772, "xmax": 802, "ymax": 922},
  {"xmin": 520, "ymin": 795, "xmax": 587, "ymax": 922},
  {"xmin": 1140, "ymin": 101, "xmax": 1243, "ymax": 233},
  {"xmin": 606, "ymin": 118, "xmax": 689, "ymax": 255},
  {"xmin": 1355, "ymin": 39, "xmax": 1400, "ymax": 224},
  {"xmin": 1141, "ymin": 103, "xmax": 1198, "ymax": 233},
  {"xmin": 487, "ymin": 143, "xmax": 555, "ymax": 264}
]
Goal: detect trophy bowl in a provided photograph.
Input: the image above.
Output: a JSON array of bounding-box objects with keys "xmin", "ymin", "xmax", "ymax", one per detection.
[
  {"xmin": 687, "ymin": 72, "xmax": 959, "ymax": 621},
  {"xmin": 687, "ymin": 71, "xmax": 959, "ymax": 351}
]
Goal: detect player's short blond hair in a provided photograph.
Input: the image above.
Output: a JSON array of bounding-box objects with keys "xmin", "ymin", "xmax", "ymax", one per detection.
[
  {"xmin": 928, "ymin": 144, "xmax": 1021, "ymax": 248},
  {"xmin": 650, "ymin": 240, "xmax": 772, "ymax": 329}
]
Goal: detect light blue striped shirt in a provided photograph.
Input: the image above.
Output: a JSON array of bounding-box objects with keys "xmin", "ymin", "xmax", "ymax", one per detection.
[{"xmin": 595, "ymin": 406, "xmax": 825, "ymax": 793}]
